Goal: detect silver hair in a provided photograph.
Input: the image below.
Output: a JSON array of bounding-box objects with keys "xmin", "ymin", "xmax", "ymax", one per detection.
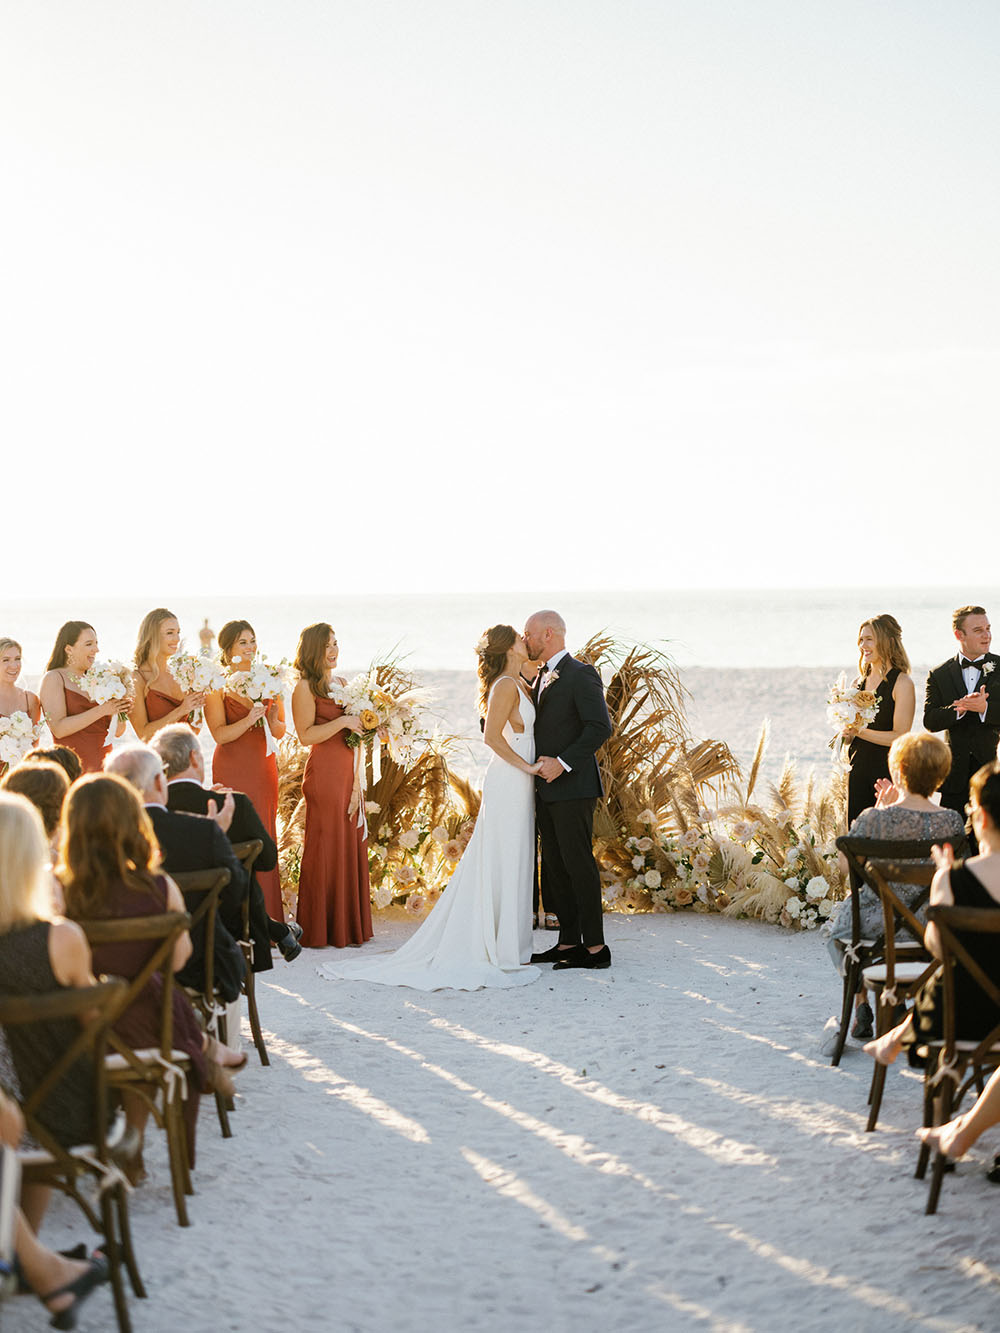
[
  {"xmin": 103, "ymin": 744, "xmax": 164, "ymax": 798},
  {"xmin": 150, "ymin": 724, "xmax": 200, "ymax": 780}
]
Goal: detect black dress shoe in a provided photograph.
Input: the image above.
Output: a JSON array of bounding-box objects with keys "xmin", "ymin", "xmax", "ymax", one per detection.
[
  {"xmin": 530, "ymin": 943, "xmax": 578, "ymax": 964},
  {"xmin": 553, "ymin": 945, "xmax": 611, "ymax": 970},
  {"xmin": 287, "ymin": 921, "xmax": 303, "ymax": 942}
]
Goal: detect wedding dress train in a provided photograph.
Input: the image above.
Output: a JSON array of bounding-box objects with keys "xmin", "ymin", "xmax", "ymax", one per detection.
[{"xmin": 318, "ymin": 680, "xmax": 539, "ymax": 991}]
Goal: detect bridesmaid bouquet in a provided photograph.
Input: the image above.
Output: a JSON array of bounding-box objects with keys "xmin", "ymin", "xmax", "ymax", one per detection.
[
  {"xmin": 329, "ymin": 671, "xmax": 431, "ymax": 767},
  {"xmin": 825, "ymin": 672, "xmax": 880, "ymax": 768},
  {"xmin": 168, "ymin": 651, "xmax": 227, "ymax": 725},
  {"xmin": 0, "ymin": 710, "xmax": 43, "ymax": 777},
  {"xmin": 73, "ymin": 659, "xmax": 132, "ymax": 742},
  {"xmin": 226, "ymin": 656, "xmax": 294, "ymax": 754}
]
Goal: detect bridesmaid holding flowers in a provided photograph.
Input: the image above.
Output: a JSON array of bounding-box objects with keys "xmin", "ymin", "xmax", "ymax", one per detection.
[
  {"xmin": 291, "ymin": 622, "xmax": 372, "ymax": 949},
  {"xmin": 129, "ymin": 608, "xmax": 209, "ymax": 741},
  {"xmin": 38, "ymin": 622, "xmax": 133, "ymax": 774},
  {"xmin": 205, "ymin": 619, "xmax": 286, "ymax": 918},
  {"xmin": 0, "ymin": 638, "xmax": 41, "ymax": 725}
]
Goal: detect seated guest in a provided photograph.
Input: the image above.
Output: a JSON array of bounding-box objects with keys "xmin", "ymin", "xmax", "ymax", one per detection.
[
  {"xmin": 59, "ymin": 774, "xmax": 246, "ymax": 1172},
  {"xmin": 1, "ymin": 759, "xmax": 71, "ymax": 912},
  {"xmin": 865, "ymin": 761, "xmax": 1000, "ymax": 1066},
  {"xmin": 104, "ymin": 744, "xmax": 247, "ymax": 1003},
  {"xmin": 21, "ymin": 744, "xmax": 82, "ymax": 784},
  {"xmin": 151, "ymin": 723, "xmax": 301, "ymax": 965},
  {"xmin": 918, "ymin": 1062, "xmax": 1000, "ymax": 1166},
  {"xmin": 1, "ymin": 1086, "xmax": 110, "ymax": 1328},
  {"xmin": 828, "ymin": 732, "xmax": 967, "ymax": 1040}
]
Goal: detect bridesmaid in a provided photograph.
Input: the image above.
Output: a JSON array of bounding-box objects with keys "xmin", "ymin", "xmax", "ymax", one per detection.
[
  {"xmin": 842, "ymin": 613, "xmax": 916, "ymax": 824},
  {"xmin": 129, "ymin": 608, "xmax": 207, "ymax": 742},
  {"xmin": 205, "ymin": 620, "xmax": 286, "ymax": 919},
  {"xmin": 0, "ymin": 637, "xmax": 42, "ymax": 726},
  {"xmin": 38, "ymin": 622, "xmax": 132, "ymax": 775},
  {"xmin": 291, "ymin": 622, "xmax": 372, "ymax": 949}
]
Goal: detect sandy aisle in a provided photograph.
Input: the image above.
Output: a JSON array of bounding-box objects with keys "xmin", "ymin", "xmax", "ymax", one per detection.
[{"xmin": 8, "ymin": 914, "xmax": 1000, "ymax": 1333}]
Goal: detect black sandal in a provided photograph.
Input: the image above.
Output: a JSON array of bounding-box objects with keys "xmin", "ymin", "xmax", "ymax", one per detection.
[{"xmin": 41, "ymin": 1252, "xmax": 110, "ymax": 1330}]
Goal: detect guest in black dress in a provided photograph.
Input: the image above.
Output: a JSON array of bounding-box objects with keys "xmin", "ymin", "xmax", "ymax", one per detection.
[
  {"xmin": 864, "ymin": 761, "xmax": 1000, "ymax": 1066},
  {"xmin": 844, "ymin": 614, "xmax": 916, "ymax": 824}
]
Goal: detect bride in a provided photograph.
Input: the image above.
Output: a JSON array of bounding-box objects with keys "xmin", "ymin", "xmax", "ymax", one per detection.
[{"xmin": 319, "ymin": 624, "xmax": 542, "ymax": 990}]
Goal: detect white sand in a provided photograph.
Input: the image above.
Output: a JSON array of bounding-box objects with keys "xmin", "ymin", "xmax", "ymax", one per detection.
[{"xmin": 8, "ymin": 913, "xmax": 1000, "ymax": 1333}]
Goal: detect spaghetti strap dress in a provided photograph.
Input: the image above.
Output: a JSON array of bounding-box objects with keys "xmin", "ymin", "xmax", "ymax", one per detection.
[
  {"xmin": 211, "ymin": 694, "xmax": 282, "ymax": 917},
  {"xmin": 847, "ymin": 667, "xmax": 901, "ymax": 824},
  {"xmin": 63, "ymin": 680, "xmax": 112, "ymax": 774},
  {"xmin": 296, "ymin": 693, "xmax": 372, "ymax": 949}
]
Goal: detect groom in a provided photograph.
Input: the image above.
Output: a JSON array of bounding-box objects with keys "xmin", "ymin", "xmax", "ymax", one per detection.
[
  {"xmin": 524, "ymin": 610, "xmax": 613, "ymax": 970},
  {"xmin": 924, "ymin": 605, "xmax": 1000, "ymax": 830}
]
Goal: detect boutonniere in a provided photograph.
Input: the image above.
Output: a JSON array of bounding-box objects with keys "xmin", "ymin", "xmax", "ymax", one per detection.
[
  {"xmin": 539, "ymin": 669, "xmax": 559, "ymax": 694},
  {"xmin": 983, "ymin": 662, "xmax": 995, "ymax": 677}
]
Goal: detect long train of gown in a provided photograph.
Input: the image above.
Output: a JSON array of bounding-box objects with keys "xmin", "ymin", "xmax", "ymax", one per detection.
[{"xmin": 320, "ymin": 682, "xmax": 539, "ymax": 991}]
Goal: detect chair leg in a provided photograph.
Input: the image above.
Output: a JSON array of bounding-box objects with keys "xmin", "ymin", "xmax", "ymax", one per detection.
[
  {"xmin": 866, "ymin": 1062, "xmax": 888, "ymax": 1132},
  {"xmin": 165, "ymin": 1098, "xmax": 191, "ymax": 1227},
  {"xmin": 214, "ymin": 1085, "xmax": 233, "ymax": 1138},
  {"xmin": 100, "ymin": 1186, "xmax": 134, "ymax": 1332},
  {"xmin": 244, "ymin": 970, "xmax": 270, "ymax": 1066},
  {"xmin": 832, "ymin": 960, "xmax": 859, "ymax": 1067},
  {"xmin": 115, "ymin": 1184, "xmax": 147, "ymax": 1298}
]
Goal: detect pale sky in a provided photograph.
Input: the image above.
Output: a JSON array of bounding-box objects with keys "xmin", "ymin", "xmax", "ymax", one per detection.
[{"xmin": 3, "ymin": 2, "xmax": 997, "ymax": 595}]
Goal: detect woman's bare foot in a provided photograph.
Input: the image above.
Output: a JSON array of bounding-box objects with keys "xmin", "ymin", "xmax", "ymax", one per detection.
[
  {"xmin": 863, "ymin": 1032, "xmax": 904, "ymax": 1066},
  {"xmin": 205, "ymin": 1035, "xmax": 248, "ymax": 1069},
  {"xmin": 918, "ymin": 1116, "xmax": 975, "ymax": 1161}
]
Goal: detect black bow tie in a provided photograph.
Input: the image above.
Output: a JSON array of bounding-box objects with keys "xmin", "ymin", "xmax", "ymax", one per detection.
[
  {"xmin": 538, "ymin": 663, "xmax": 549, "ymax": 677},
  {"xmin": 961, "ymin": 657, "xmax": 984, "ymax": 670}
]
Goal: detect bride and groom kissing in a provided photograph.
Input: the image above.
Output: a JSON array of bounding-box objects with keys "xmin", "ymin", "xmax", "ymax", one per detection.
[{"xmin": 320, "ymin": 609, "xmax": 613, "ymax": 991}]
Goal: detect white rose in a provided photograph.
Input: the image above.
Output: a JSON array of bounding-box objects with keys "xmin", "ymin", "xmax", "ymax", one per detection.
[
  {"xmin": 398, "ymin": 830, "xmax": 420, "ymax": 850},
  {"xmin": 636, "ymin": 836, "xmax": 654, "ymax": 852},
  {"xmin": 784, "ymin": 896, "xmax": 802, "ymax": 918},
  {"xmin": 784, "ymin": 877, "xmax": 799, "ymax": 890},
  {"xmin": 603, "ymin": 882, "xmax": 623, "ymax": 903},
  {"xmin": 805, "ymin": 876, "xmax": 828, "ymax": 900},
  {"xmin": 818, "ymin": 898, "xmax": 834, "ymax": 917},
  {"xmin": 430, "ymin": 825, "xmax": 449, "ymax": 844},
  {"xmin": 785, "ymin": 847, "xmax": 800, "ymax": 866},
  {"xmin": 644, "ymin": 869, "xmax": 662, "ymax": 889},
  {"xmin": 632, "ymin": 855, "xmax": 646, "ymax": 870},
  {"xmin": 373, "ymin": 885, "xmax": 394, "ymax": 910},
  {"xmin": 692, "ymin": 853, "xmax": 711, "ymax": 873}
]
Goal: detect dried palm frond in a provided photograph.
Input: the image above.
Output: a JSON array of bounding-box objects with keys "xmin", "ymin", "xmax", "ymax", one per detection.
[{"xmin": 742, "ymin": 721, "xmax": 769, "ymax": 804}]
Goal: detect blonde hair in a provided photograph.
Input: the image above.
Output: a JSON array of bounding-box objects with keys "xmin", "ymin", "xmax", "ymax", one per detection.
[
  {"xmin": 0, "ymin": 791, "xmax": 54, "ymax": 929},
  {"xmin": 133, "ymin": 607, "xmax": 178, "ymax": 687},
  {"xmin": 0, "ymin": 637, "xmax": 21, "ymax": 657},
  {"xmin": 888, "ymin": 733, "xmax": 951, "ymax": 798},
  {"xmin": 857, "ymin": 613, "xmax": 910, "ymax": 678}
]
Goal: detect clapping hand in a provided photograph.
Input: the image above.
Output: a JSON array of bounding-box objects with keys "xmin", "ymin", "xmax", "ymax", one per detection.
[
  {"xmin": 207, "ymin": 791, "xmax": 236, "ymax": 834},
  {"xmin": 930, "ymin": 842, "xmax": 955, "ymax": 872},
  {"xmin": 954, "ymin": 686, "xmax": 988, "ymax": 716},
  {"xmin": 874, "ymin": 778, "xmax": 899, "ymax": 808}
]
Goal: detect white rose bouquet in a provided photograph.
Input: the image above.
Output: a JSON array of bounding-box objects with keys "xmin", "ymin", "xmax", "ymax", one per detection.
[
  {"xmin": 73, "ymin": 659, "xmax": 133, "ymax": 742},
  {"xmin": 168, "ymin": 651, "xmax": 227, "ymax": 725},
  {"xmin": 0, "ymin": 710, "xmax": 44, "ymax": 777},
  {"xmin": 226, "ymin": 656, "xmax": 294, "ymax": 752},
  {"xmin": 329, "ymin": 670, "xmax": 432, "ymax": 766},
  {"xmin": 825, "ymin": 672, "xmax": 880, "ymax": 768}
]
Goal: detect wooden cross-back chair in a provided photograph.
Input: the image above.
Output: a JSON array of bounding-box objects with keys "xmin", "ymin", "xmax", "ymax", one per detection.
[
  {"xmin": 0, "ymin": 978, "xmax": 140, "ymax": 1332},
  {"xmin": 229, "ymin": 838, "xmax": 269, "ymax": 1066},
  {"xmin": 76, "ymin": 911, "xmax": 196, "ymax": 1228},
  {"xmin": 832, "ymin": 836, "xmax": 938, "ymax": 1066},
  {"xmin": 168, "ymin": 867, "xmax": 234, "ymax": 1139},
  {"xmin": 915, "ymin": 903, "xmax": 1000, "ymax": 1214},
  {"xmin": 860, "ymin": 859, "xmax": 938, "ymax": 1131}
]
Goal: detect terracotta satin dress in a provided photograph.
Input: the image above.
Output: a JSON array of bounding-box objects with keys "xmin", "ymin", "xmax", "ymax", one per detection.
[
  {"xmin": 145, "ymin": 688, "xmax": 183, "ymax": 728},
  {"xmin": 297, "ymin": 694, "xmax": 372, "ymax": 949},
  {"xmin": 63, "ymin": 681, "xmax": 112, "ymax": 774},
  {"xmin": 211, "ymin": 694, "xmax": 282, "ymax": 917}
]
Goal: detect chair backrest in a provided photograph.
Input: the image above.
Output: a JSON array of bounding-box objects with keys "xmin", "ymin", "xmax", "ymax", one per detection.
[
  {"xmin": 866, "ymin": 859, "xmax": 938, "ymax": 998},
  {"xmin": 229, "ymin": 840, "xmax": 263, "ymax": 936},
  {"xmin": 836, "ymin": 836, "xmax": 938, "ymax": 948},
  {"xmin": 0, "ymin": 978, "xmax": 127, "ymax": 1164},
  {"xmin": 926, "ymin": 904, "xmax": 1000, "ymax": 1064},
  {"xmin": 76, "ymin": 912, "xmax": 191, "ymax": 1063},
  {"xmin": 168, "ymin": 867, "xmax": 230, "ymax": 1003}
]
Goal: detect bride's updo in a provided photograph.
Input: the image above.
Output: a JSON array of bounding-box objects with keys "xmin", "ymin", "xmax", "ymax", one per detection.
[{"xmin": 477, "ymin": 624, "xmax": 517, "ymax": 715}]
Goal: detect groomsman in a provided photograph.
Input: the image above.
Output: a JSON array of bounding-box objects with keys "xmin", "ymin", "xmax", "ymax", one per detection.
[{"xmin": 924, "ymin": 606, "xmax": 1000, "ymax": 829}]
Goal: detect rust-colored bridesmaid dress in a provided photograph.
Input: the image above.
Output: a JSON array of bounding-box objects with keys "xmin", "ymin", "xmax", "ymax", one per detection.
[
  {"xmin": 297, "ymin": 695, "xmax": 372, "ymax": 949},
  {"xmin": 145, "ymin": 688, "xmax": 183, "ymax": 727},
  {"xmin": 63, "ymin": 682, "xmax": 112, "ymax": 774},
  {"xmin": 211, "ymin": 694, "xmax": 282, "ymax": 918}
]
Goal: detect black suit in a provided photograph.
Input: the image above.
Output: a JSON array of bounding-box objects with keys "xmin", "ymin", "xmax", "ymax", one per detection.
[
  {"xmin": 166, "ymin": 779, "xmax": 282, "ymax": 974},
  {"xmin": 533, "ymin": 654, "xmax": 613, "ymax": 948},
  {"xmin": 923, "ymin": 653, "xmax": 1000, "ymax": 815},
  {"xmin": 145, "ymin": 805, "xmax": 247, "ymax": 1002}
]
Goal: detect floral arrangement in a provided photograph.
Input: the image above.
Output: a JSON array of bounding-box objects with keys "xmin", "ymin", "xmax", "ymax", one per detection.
[
  {"xmin": 226, "ymin": 656, "xmax": 294, "ymax": 725},
  {"xmin": 72, "ymin": 659, "xmax": 132, "ymax": 741},
  {"xmin": 0, "ymin": 710, "xmax": 44, "ymax": 776},
  {"xmin": 167, "ymin": 651, "xmax": 227, "ymax": 724},
  {"xmin": 328, "ymin": 669, "xmax": 432, "ymax": 765},
  {"xmin": 825, "ymin": 673, "xmax": 880, "ymax": 768}
]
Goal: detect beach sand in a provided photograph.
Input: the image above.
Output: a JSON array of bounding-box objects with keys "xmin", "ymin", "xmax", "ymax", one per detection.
[{"xmin": 9, "ymin": 913, "xmax": 999, "ymax": 1332}]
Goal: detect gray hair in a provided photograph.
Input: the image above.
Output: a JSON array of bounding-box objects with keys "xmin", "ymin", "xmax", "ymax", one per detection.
[
  {"xmin": 150, "ymin": 724, "xmax": 200, "ymax": 780},
  {"xmin": 103, "ymin": 744, "xmax": 164, "ymax": 799}
]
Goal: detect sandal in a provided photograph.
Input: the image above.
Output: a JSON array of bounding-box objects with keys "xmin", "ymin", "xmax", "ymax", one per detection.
[
  {"xmin": 41, "ymin": 1252, "xmax": 110, "ymax": 1331},
  {"xmin": 543, "ymin": 913, "xmax": 560, "ymax": 931}
]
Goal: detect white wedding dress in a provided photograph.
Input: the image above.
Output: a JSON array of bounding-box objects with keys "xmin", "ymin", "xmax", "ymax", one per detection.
[{"xmin": 318, "ymin": 679, "xmax": 540, "ymax": 991}]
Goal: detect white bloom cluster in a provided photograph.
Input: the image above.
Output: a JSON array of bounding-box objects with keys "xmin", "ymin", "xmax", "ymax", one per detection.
[
  {"xmin": 329, "ymin": 669, "xmax": 433, "ymax": 767},
  {"xmin": 169, "ymin": 651, "xmax": 227, "ymax": 696},
  {"xmin": 0, "ymin": 710, "xmax": 42, "ymax": 770},
  {"xmin": 73, "ymin": 659, "xmax": 131, "ymax": 707},
  {"xmin": 227, "ymin": 655, "xmax": 294, "ymax": 706}
]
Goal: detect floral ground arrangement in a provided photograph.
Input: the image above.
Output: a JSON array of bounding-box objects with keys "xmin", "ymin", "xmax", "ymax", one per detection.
[{"xmin": 275, "ymin": 639, "xmax": 849, "ymax": 933}]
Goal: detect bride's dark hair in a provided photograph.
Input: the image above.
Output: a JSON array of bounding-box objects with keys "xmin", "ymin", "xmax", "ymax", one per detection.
[{"xmin": 477, "ymin": 625, "xmax": 517, "ymax": 715}]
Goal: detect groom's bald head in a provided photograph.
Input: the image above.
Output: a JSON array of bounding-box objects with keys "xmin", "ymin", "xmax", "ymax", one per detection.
[{"xmin": 524, "ymin": 610, "xmax": 566, "ymax": 661}]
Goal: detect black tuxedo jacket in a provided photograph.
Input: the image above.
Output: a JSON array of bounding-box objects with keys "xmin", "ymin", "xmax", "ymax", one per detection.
[
  {"xmin": 532, "ymin": 655, "xmax": 612, "ymax": 804},
  {"xmin": 145, "ymin": 805, "xmax": 248, "ymax": 1000},
  {"xmin": 923, "ymin": 653, "xmax": 1000, "ymax": 797},
  {"xmin": 166, "ymin": 779, "xmax": 278, "ymax": 973}
]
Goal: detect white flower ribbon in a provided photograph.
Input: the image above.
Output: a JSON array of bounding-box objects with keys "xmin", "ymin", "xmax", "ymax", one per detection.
[
  {"xmin": 929, "ymin": 1054, "xmax": 962, "ymax": 1088},
  {"xmin": 76, "ymin": 1150, "xmax": 134, "ymax": 1197},
  {"xmin": 153, "ymin": 1053, "xmax": 189, "ymax": 1103},
  {"xmin": 843, "ymin": 942, "xmax": 862, "ymax": 965},
  {"xmin": 880, "ymin": 985, "xmax": 899, "ymax": 1008},
  {"xmin": 263, "ymin": 713, "xmax": 277, "ymax": 757},
  {"xmin": 347, "ymin": 745, "xmax": 368, "ymax": 837}
]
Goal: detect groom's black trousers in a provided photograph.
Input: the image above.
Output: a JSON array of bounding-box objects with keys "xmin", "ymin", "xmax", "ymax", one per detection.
[{"xmin": 536, "ymin": 797, "xmax": 605, "ymax": 949}]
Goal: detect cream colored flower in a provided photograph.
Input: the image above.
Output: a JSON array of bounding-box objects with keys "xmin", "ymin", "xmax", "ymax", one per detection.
[
  {"xmin": 692, "ymin": 853, "xmax": 712, "ymax": 874},
  {"xmin": 365, "ymin": 801, "xmax": 381, "ymax": 815},
  {"xmin": 632, "ymin": 855, "xmax": 646, "ymax": 870},
  {"xmin": 444, "ymin": 839, "xmax": 463, "ymax": 861},
  {"xmin": 394, "ymin": 864, "xmax": 417, "ymax": 885},
  {"xmin": 680, "ymin": 828, "xmax": 700, "ymax": 850},
  {"xmin": 398, "ymin": 829, "xmax": 420, "ymax": 850},
  {"xmin": 784, "ymin": 896, "xmax": 802, "ymax": 918},
  {"xmin": 405, "ymin": 892, "xmax": 426, "ymax": 913},
  {"xmin": 430, "ymin": 825, "xmax": 449, "ymax": 844},
  {"xmin": 637, "ymin": 808, "xmax": 657, "ymax": 825},
  {"xmin": 673, "ymin": 887, "xmax": 694, "ymax": 906},
  {"xmin": 644, "ymin": 869, "xmax": 662, "ymax": 889},
  {"xmin": 373, "ymin": 884, "xmax": 394, "ymax": 910},
  {"xmin": 805, "ymin": 875, "xmax": 828, "ymax": 900},
  {"xmin": 636, "ymin": 836, "xmax": 654, "ymax": 853}
]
